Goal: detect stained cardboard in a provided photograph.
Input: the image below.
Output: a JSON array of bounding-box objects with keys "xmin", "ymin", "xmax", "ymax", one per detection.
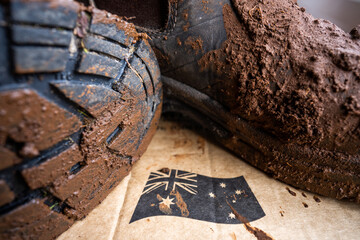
[{"xmin": 58, "ymin": 120, "xmax": 360, "ymax": 240}]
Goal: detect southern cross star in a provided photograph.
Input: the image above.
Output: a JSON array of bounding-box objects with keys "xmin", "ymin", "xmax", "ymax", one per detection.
[
  {"xmin": 229, "ymin": 212, "xmax": 236, "ymax": 219},
  {"xmin": 235, "ymin": 190, "xmax": 243, "ymax": 195},
  {"xmin": 160, "ymin": 196, "xmax": 175, "ymax": 208},
  {"xmin": 209, "ymin": 192, "xmax": 215, "ymax": 198}
]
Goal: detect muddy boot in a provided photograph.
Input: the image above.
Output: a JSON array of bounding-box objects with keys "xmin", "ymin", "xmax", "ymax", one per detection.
[
  {"xmin": 0, "ymin": 0, "xmax": 162, "ymax": 239},
  {"xmin": 100, "ymin": 0, "xmax": 360, "ymax": 203}
]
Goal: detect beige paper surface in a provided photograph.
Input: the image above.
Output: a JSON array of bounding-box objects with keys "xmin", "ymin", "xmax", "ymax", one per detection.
[{"xmin": 59, "ymin": 120, "xmax": 360, "ymax": 240}]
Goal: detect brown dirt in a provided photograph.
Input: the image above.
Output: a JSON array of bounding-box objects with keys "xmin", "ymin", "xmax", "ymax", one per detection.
[
  {"xmin": 0, "ymin": 89, "xmax": 81, "ymax": 154},
  {"xmin": 182, "ymin": 9, "xmax": 189, "ymax": 21},
  {"xmin": 182, "ymin": 22, "xmax": 190, "ymax": 32},
  {"xmin": 227, "ymin": 200, "xmax": 274, "ymax": 240},
  {"xmin": 0, "ymin": 180, "xmax": 15, "ymax": 206},
  {"xmin": 286, "ymin": 187, "xmax": 297, "ymax": 197},
  {"xmin": 170, "ymin": 189, "xmax": 189, "ymax": 217},
  {"xmin": 199, "ymin": 0, "xmax": 360, "ymax": 155},
  {"xmin": 185, "ymin": 36, "xmax": 204, "ymax": 54}
]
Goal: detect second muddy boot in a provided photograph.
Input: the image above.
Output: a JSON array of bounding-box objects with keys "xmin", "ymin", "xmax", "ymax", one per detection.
[{"xmin": 103, "ymin": 0, "xmax": 360, "ymax": 202}]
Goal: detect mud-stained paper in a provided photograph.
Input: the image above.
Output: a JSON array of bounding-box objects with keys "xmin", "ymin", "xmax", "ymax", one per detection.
[{"xmin": 59, "ymin": 120, "xmax": 360, "ymax": 240}]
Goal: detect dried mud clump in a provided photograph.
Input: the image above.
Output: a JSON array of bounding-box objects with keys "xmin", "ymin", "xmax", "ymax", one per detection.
[{"xmin": 199, "ymin": 0, "xmax": 360, "ymax": 154}]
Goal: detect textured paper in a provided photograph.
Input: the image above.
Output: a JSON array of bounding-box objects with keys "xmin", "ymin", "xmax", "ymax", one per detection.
[{"xmin": 58, "ymin": 120, "xmax": 360, "ymax": 240}]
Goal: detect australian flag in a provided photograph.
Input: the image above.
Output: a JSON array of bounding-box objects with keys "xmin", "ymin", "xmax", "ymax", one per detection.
[{"xmin": 130, "ymin": 169, "xmax": 265, "ymax": 224}]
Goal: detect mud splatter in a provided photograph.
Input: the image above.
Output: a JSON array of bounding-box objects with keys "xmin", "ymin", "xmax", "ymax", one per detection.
[
  {"xmin": 313, "ymin": 196, "xmax": 321, "ymax": 203},
  {"xmin": 157, "ymin": 194, "xmax": 172, "ymax": 214},
  {"xmin": 177, "ymin": 37, "xmax": 182, "ymax": 46},
  {"xmin": 171, "ymin": 189, "xmax": 189, "ymax": 217},
  {"xmin": 227, "ymin": 201, "xmax": 274, "ymax": 240},
  {"xmin": 286, "ymin": 187, "xmax": 296, "ymax": 197},
  {"xmin": 182, "ymin": 9, "xmax": 189, "ymax": 21},
  {"xmin": 184, "ymin": 36, "xmax": 204, "ymax": 54},
  {"xmin": 201, "ymin": 0, "xmax": 213, "ymax": 14},
  {"xmin": 159, "ymin": 202, "xmax": 172, "ymax": 214},
  {"xmin": 159, "ymin": 168, "xmax": 170, "ymax": 174},
  {"xmin": 182, "ymin": 22, "xmax": 190, "ymax": 32}
]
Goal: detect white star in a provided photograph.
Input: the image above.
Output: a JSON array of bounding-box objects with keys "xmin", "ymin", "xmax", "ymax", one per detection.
[
  {"xmin": 235, "ymin": 190, "xmax": 243, "ymax": 195},
  {"xmin": 232, "ymin": 200, "xmax": 236, "ymax": 203},
  {"xmin": 229, "ymin": 212, "xmax": 236, "ymax": 219},
  {"xmin": 160, "ymin": 196, "xmax": 175, "ymax": 208},
  {"xmin": 220, "ymin": 183, "xmax": 226, "ymax": 188},
  {"xmin": 209, "ymin": 192, "xmax": 215, "ymax": 198}
]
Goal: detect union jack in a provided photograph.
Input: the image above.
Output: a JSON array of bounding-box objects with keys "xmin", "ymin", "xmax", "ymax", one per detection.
[{"xmin": 142, "ymin": 169, "xmax": 198, "ymax": 195}]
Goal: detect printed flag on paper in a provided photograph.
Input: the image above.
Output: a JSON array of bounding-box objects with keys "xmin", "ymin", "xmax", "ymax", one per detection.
[{"xmin": 130, "ymin": 169, "xmax": 265, "ymax": 224}]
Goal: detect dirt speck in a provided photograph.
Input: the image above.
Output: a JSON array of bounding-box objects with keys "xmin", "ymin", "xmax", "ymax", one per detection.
[
  {"xmin": 174, "ymin": 139, "xmax": 190, "ymax": 148},
  {"xmin": 182, "ymin": 9, "xmax": 189, "ymax": 20},
  {"xmin": 159, "ymin": 202, "xmax": 172, "ymax": 214},
  {"xmin": 286, "ymin": 187, "xmax": 296, "ymax": 196},
  {"xmin": 159, "ymin": 167, "xmax": 170, "ymax": 174},
  {"xmin": 177, "ymin": 37, "xmax": 182, "ymax": 46},
  {"xmin": 182, "ymin": 22, "xmax": 190, "ymax": 32},
  {"xmin": 20, "ymin": 142, "xmax": 39, "ymax": 158},
  {"xmin": 153, "ymin": 48, "xmax": 170, "ymax": 67},
  {"xmin": 201, "ymin": 0, "xmax": 213, "ymax": 14},
  {"xmin": 313, "ymin": 195, "xmax": 321, "ymax": 203},
  {"xmin": 184, "ymin": 36, "xmax": 204, "ymax": 54}
]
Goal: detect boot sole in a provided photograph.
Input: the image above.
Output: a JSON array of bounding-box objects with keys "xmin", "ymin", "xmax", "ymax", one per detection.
[
  {"xmin": 162, "ymin": 76, "xmax": 359, "ymax": 203},
  {"xmin": 0, "ymin": 1, "xmax": 162, "ymax": 239}
]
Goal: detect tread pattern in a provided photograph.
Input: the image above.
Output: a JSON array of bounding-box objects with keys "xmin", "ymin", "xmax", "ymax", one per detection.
[
  {"xmin": 51, "ymin": 82, "xmax": 122, "ymax": 117},
  {"xmin": 84, "ymin": 35, "xmax": 129, "ymax": 59},
  {"xmin": 11, "ymin": 1, "xmax": 78, "ymax": 28},
  {"xmin": 21, "ymin": 144, "xmax": 83, "ymax": 190},
  {"xmin": 14, "ymin": 47, "xmax": 69, "ymax": 73},
  {"xmin": 0, "ymin": 147, "xmax": 21, "ymax": 171},
  {"xmin": 0, "ymin": 89, "xmax": 81, "ymax": 153},
  {"xmin": 12, "ymin": 25, "xmax": 73, "ymax": 46},
  {"xmin": 0, "ymin": 1, "xmax": 162, "ymax": 239},
  {"xmin": 77, "ymin": 51, "xmax": 124, "ymax": 78},
  {"xmin": 0, "ymin": 199, "xmax": 74, "ymax": 240},
  {"xmin": 0, "ymin": 180, "xmax": 15, "ymax": 206},
  {"xmin": 90, "ymin": 20, "xmax": 134, "ymax": 47}
]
